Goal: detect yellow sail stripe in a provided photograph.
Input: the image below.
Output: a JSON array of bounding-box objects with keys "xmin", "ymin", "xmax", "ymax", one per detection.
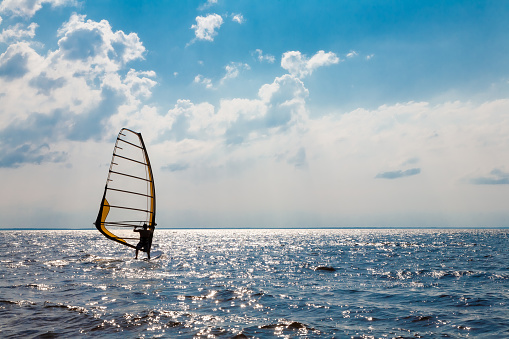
[{"xmin": 99, "ymin": 199, "xmax": 128, "ymax": 244}]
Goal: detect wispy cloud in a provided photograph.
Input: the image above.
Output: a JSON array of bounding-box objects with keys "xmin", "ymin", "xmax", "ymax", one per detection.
[
  {"xmin": 162, "ymin": 162, "xmax": 190, "ymax": 172},
  {"xmin": 194, "ymin": 74, "xmax": 213, "ymax": 88},
  {"xmin": 402, "ymin": 157, "xmax": 419, "ymax": 165},
  {"xmin": 470, "ymin": 169, "xmax": 509, "ymax": 185},
  {"xmin": 376, "ymin": 168, "xmax": 421, "ymax": 179},
  {"xmin": 190, "ymin": 13, "xmax": 223, "ymax": 43},
  {"xmin": 231, "ymin": 13, "xmax": 244, "ymax": 24},
  {"xmin": 193, "ymin": 62, "xmax": 251, "ymax": 88},
  {"xmin": 0, "ymin": 0, "xmax": 76, "ymax": 18},
  {"xmin": 346, "ymin": 50, "xmax": 358, "ymax": 58},
  {"xmin": 281, "ymin": 50, "xmax": 339, "ymax": 78},
  {"xmin": 253, "ymin": 49, "xmax": 275, "ymax": 63},
  {"xmin": 0, "ymin": 143, "xmax": 67, "ymax": 168},
  {"xmin": 198, "ymin": 0, "xmax": 218, "ymax": 11},
  {"xmin": 221, "ymin": 62, "xmax": 250, "ymax": 83}
]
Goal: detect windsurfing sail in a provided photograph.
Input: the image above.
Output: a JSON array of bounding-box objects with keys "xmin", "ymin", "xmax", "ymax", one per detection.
[{"xmin": 94, "ymin": 128, "xmax": 156, "ymax": 251}]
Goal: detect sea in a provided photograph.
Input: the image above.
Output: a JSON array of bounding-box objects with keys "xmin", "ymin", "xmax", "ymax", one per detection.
[{"xmin": 0, "ymin": 229, "xmax": 507, "ymax": 338}]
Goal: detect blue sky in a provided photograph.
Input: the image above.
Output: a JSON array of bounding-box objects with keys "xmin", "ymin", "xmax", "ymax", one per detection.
[{"xmin": 1, "ymin": 0, "xmax": 509, "ymax": 228}]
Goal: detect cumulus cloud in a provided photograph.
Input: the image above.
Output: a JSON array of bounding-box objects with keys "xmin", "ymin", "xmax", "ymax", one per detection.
[
  {"xmin": 124, "ymin": 69, "xmax": 157, "ymax": 99},
  {"xmin": 281, "ymin": 50, "xmax": 339, "ymax": 78},
  {"xmin": 0, "ymin": 22, "xmax": 38, "ymax": 43},
  {"xmin": 29, "ymin": 72, "xmax": 66, "ymax": 95},
  {"xmin": 470, "ymin": 169, "xmax": 509, "ymax": 185},
  {"xmin": 376, "ymin": 168, "xmax": 421, "ymax": 179},
  {"xmin": 136, "ymin": 72, "xmax": 310, "ymax": 156},
  {"xmin": 178, "ymin": 75, "xmax": 306, "ymax": 149},
  {"xmin": 1, "ymin": 2, "xmax": 507, "ymax": 226},
  {"xmin": 258, "ymin": 74, "xmax": 309, "ymax": 105},
  {"xmin": 190, "ymin": 14, "xmax": 223, "ymax": 42},
  {"xmin": 0, "ymin": 46, "xmax": 30, "ymax": 80},
  {"xmin": 57, "ymin": 14, "xmax": 145, "ymax": 66},
  {"xmin": 0, "ymin": 14, "xmax": 155, "ymax": 167},
  {"xmin": 253, "ymin": 49, "xmax": 275, "ymax": 63},
  {"xmin": 0, "ymin": 0, "xmax": 75, "ymax": 18}
]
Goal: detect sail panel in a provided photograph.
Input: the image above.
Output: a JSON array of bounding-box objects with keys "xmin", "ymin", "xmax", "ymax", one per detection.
[
  {"xmin": 96, "ymin": 198, "xmax": 129, "ymax": 245},
  {"xmin": 95, "ymin": 128, "xmax": 156, "ymax": 249}
]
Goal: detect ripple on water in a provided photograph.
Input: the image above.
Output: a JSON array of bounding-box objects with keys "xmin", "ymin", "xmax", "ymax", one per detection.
[{"xmin": 0, "ymin": 229, "xmax": 507, "ymax": 337}]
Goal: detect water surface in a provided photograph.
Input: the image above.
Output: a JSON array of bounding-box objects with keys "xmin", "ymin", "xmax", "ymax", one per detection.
[{"xmin": 0, "ymin": 229, "xmax": 507, "ymax": 338}]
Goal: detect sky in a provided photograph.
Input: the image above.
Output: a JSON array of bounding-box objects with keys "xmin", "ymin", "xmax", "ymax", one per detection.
[{"xmin": 1, "ymin": 0, "xmax": 509, "ymax": 228}]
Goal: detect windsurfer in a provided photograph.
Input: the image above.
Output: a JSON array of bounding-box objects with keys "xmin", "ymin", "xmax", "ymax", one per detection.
[{"xmin": 134, "ymin": 224, "xmax": 153, "ymax": 260}]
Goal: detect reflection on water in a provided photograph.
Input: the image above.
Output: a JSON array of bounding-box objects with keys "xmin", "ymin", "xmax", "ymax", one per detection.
[{"xmin": 0, "ymin": 229, "xmax": 508, "ymax": 337}]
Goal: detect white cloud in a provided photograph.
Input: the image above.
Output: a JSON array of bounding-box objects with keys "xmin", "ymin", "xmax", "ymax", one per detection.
[
  {"xmin": 232, "ymin": 13, "xmax": 244, "ymax": 24},
  {"xmin": 144, "ymin": 89, "xmax": 509, "ymax": 226},
  {"xmin": 121, "ymin": 72, "xmax": 309, "ymax": 162},
  {"xmin": 258, "ymin": 74, "xmax": 308, "ymax": 105},
  {"xmin": 305, "ymin": 100, "xmax": 509, "ymax": 187},
  {"xmin": 124, "ymin": 69, "xmax": 157, "ymax": 99},
  {"xmin": 156, "ymin": 73, "xmax": 309, "ymax": 152},
  {"xmin": 2, "ymin": 11, "xmax": 509, "ymax": 227},
  {"xmin": 346, "ymin": 50, "xmax": 358, "ymax": 58},
  {"xmin": 0, "ymin": 0, "xmax": 76, "ymax": 18},
  {"xmin": 57, "ymin": 13, "xmax": 145, "ymax": 67},
  {"xmin": 0, "ymin": 6, "xmax": 507, "ymax": 227},
  {"xmin": 193, "ymin": 62, "xmax": 251, "ymax": 88},
  {"xmin": 190, "ymin": 13, "xmax": 223, "ymax": 42},
  {"xmin": 0, "ymin": 22, "xmax": 38, "ymax": 43},
  {"xmin": 253, "ymin": 49, "xmax": 275, "ymax": 63},
  {"xmin": 194, "ymin": 74, "xmax": 213, "ymax": 88},
  {"xmin": 0, "ymin": 14, "xmax": 155, "ymax": 167},
  {"xmin": 281, "ymin": 50, "xmax": 339, "ymax": 78},
  {"xmin": 470, "ymin": 168, "xmax": 509, "ymax": 185},
  {"xmin": 221, "ymin": 62, "xmax": 250, "ymax": 83},
  {"xmin": 198, "ymin": 0, "xmax": 218, "ymax": 11}
]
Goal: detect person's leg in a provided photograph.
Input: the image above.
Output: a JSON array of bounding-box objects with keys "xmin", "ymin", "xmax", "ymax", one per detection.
[{"xmin": 135, "ymin": 249, "xmax": 139, "ymax": 259}]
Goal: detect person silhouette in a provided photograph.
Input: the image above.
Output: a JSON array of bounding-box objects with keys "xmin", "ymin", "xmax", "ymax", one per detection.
[{"xmin": 134, "ymin": 223, "xmax": 153, "ymax": 260}]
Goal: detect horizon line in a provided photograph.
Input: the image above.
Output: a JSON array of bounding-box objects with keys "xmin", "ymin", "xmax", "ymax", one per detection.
[{"xmin": 1, "ymin": 226, "xmax": 508, "ymax": 231}]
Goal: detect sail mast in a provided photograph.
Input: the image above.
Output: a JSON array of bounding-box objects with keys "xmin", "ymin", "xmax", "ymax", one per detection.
[{"xmin": 137, "ymin": 131, "xmax": 156, "ymax": 229}]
